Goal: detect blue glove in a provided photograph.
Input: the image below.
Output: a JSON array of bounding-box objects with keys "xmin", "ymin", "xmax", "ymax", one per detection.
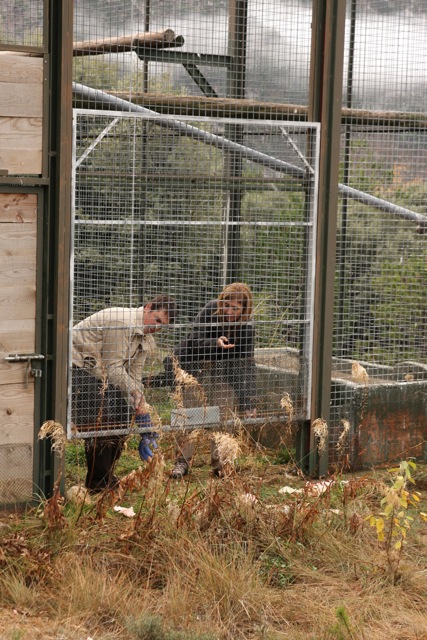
[
  {"xmin": 135, "ymin": 413, "xmax": 154, "ymax": 430},
  {"xmin": 138, "ymin": 432, "xmax": 159, "ymax": 461},
  {"xmin": 135, "ymin": 414, "xmax": 159, "ymax": 461}
]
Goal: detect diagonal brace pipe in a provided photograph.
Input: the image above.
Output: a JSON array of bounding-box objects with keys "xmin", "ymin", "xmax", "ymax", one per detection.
[{"xmin": 73, "ymin": 82, "xmax": 427, "ymax": 228}]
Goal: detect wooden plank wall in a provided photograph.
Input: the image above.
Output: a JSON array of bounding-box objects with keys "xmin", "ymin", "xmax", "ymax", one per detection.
[
  {"xmin": 0, "ymin": 193, "xmax": 37, "ymax": 499},
  {"xmin": 0, "ymin": 53, "xmax": 43, "ymax": 175}
]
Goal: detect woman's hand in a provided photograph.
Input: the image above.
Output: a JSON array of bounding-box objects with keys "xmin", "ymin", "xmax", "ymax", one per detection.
[{"xmin": 217, "ymin": 336, "xmax": 235, "ymax": 349}]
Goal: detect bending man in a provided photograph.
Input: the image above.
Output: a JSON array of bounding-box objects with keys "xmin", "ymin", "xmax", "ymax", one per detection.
[{"xmin": 71, "ymin": 295, "xmax": 177, "ymax": 492}]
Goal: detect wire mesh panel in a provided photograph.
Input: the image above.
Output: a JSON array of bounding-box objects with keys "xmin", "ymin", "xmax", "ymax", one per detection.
[
  {"xmin": 330, "ymin": 1, "xmax": 427, "ymax": 466},
  {"xmin": 72, "ymin": 0, "xmax": 311, "ymax": 120},
  {"xmin": 69, "ymin": 109, "xmax": 319, "ymax": 441},
  {"xmin": 0, "ymin": 1, "xmax": 45, "ymax": 48},
  {"xmin": 246, "ymin": 0, "xmax": 312, "ymax": 106}
]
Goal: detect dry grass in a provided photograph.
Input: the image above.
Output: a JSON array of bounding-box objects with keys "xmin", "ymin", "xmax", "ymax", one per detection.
[
  {"xmin": 1, "ymin": 441, "xmax": 427, "ymax": 640},
  {"xmin": 312, "ymin": 418, "xmax": 329, "ymax": 453}
]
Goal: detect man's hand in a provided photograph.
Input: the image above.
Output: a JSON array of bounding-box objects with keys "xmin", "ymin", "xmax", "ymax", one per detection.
[
  {"xmin": 217, "ymin": 336, "xmax": 235, "ymax": 349},
  {"xmin": 245, "ymin": 408, "xmax": 257, "ymax": 418},
  {"xmin": 131, "ymin": 390, "xmax": 149, "ymax": 415}
]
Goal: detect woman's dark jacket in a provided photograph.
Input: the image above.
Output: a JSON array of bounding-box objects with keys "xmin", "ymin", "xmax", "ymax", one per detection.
[{"xmin": 164, "ymin": 300, "xmax": 257, "ymax": 412}]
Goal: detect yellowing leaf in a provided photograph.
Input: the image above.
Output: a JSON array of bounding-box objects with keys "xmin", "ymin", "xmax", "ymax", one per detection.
[
  {"xmin": 394, "ymin": 540, "xmax": 402, "ymax": 549},
  {"xmin": 383, "ymin": 504, "xmax": 394, "ymax": 517},
  {"xmin": 394, "ymin": 477, "xmax": 405, "ymax": 490},
  {"xmin": 376, "ymin": 518, "xmax": 384, "ymax": 533}
]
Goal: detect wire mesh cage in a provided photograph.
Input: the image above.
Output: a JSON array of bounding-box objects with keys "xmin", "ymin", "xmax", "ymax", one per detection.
[
  {"xmin": 69, "ymin": 0, "xmax": 427, "ymax": 470},
  {"xmin": 69, "ymin": 110, "xmax": 319, "ymax": 440},
  {"xmin": 1, "ymin": 0, "xmax": 426, "ymax": 487}
]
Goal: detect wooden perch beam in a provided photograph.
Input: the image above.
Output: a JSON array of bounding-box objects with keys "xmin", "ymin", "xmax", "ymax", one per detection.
[
  {"xmin": 73, "ymin": 30, "xmax": 180, "ymax": 56},
  {"xmin": 104, "ymin": 92, "xmax": 427, "ymax": 130},
  {"xmin": 102, "ymin": 93, "xmax": 309, "ymax": 121}
]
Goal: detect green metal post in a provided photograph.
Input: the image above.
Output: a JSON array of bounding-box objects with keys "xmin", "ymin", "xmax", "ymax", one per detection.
[
  {"xmin": 38, "ymin": 0, "xmax": 73, "ymax": 497},
  {"xmin": 337, "ymin": 0, "xmax": 357, "ymax": 355},
  {"xmin": 224, "ymin": 0, "xmax": 248, "ymax": 283},
  {"xmin": 307, "ymin": 0, "xmax": 346, "ymax": 476}
]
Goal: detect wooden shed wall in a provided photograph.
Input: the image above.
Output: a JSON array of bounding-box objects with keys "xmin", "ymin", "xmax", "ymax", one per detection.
[
  {"xmin": 0, "ymin": 192, "xmax": 37, "ymax": 503},
  {"xmin": 0, "ymin": 53, "xmax": 43, "ymax": 175}
]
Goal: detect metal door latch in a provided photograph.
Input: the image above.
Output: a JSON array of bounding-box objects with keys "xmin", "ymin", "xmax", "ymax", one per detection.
[{"xmin": 4, "ymin": 353, "xmax": 45, "ymax": 388}]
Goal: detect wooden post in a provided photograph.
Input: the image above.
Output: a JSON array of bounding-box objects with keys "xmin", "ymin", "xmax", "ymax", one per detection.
[{"xmin": 73, "ymin": 30, "xmax": 176, "ymax": 56}]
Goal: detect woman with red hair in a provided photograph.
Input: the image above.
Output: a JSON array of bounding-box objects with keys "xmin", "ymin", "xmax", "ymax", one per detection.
[{"xmin": 147, "ymin": 283, "xmax": 257, "ymax": 478}]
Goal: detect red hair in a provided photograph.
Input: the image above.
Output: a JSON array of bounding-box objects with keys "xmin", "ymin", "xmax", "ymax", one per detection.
[{"xmin": 216, "ymin": 282, "xmax": 253, "ymax": 323}]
